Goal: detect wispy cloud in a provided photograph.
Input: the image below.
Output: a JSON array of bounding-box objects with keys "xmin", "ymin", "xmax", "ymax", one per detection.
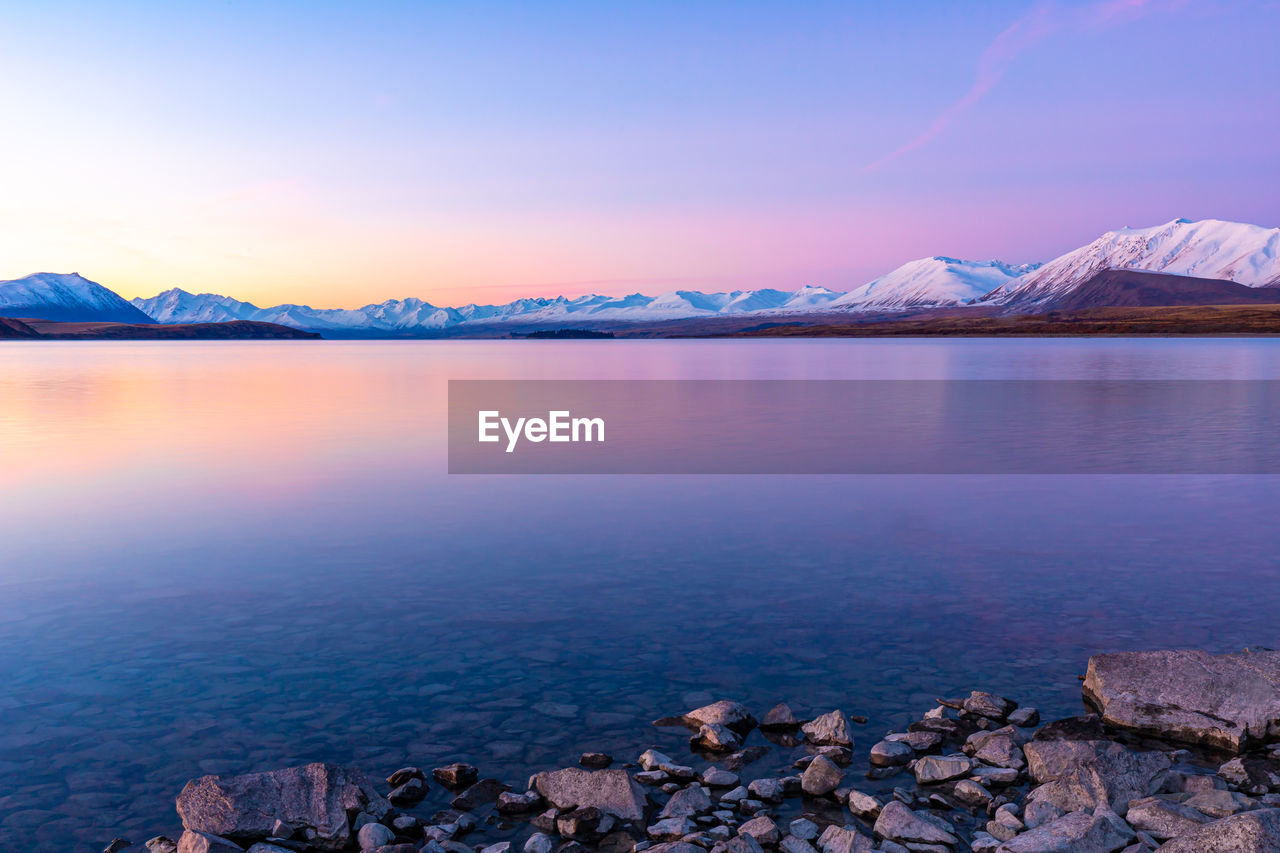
[{"xmin": 864, "ymin": 0, "xmax": 1183, "ymax": 171}]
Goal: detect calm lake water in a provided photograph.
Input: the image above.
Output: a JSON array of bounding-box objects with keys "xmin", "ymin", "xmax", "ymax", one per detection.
[{"xmin": 2, "ymin": 339, "xmax": 1279, "ymax": 851}]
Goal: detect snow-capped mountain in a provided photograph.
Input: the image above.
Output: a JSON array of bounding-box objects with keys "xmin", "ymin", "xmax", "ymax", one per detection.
[
  {"xmin": 0, "ymin": 272, "xmax": 155, "ymax": 323},
  {"xmin": 829, "ymin": 257, "xmax": 1040, "ymax": 311},
  {"xmin": 984, "ymin": 218, "xmax": 1280, "ymax": 309}
]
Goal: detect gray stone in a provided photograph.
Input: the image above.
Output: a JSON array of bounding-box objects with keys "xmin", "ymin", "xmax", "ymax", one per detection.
[
  {"xmin": 802, "ymin": 710, "xmax": 854, "ymax": 748},
  {"xmin": 533, "ymin": 768, "xmax": 648, "ymax": 820},
  {"xmin": 968, "ymin": 728, "xmax": 1027, "ymax": 771},
  {"xmin": 1125, "ymin": 796, "xmax": 1211, "ymax": 840},
  {"xmin": 662, "ymin": 785, "xmax": 714, "ymax": 818},
  {"xmin": 1082, "ymin": 648, "xmax": 1280, "ymax": 752},
  {"xmin": 1024, "ymin": 742, "xmax": 1173, "ymax": 816},
  {"xmin": 777, "ymin": 837, "xmax": 817, "ymax": 853},
  {"xmin": 177, "ymin": 833, "xmax": 243, "ymax": 853},
  {"xmin": 712, "ymin": 837, "xmax": 764, "ymax": 853},
  {"xmin": 480, "ymin": 845, "xmax": 510, "ymax": 853},
  {"xmin": 746, "ymin": 778, "xmax": 784, "ymax": 803},
  {"xmin": 846, "ymin": 790, "xmax": 881, "ymax": 819},
  {"xmin": 359, "ymin": 824, "xmax": 396, "ymax": 851},
  {"xmin": 869, "ymin": 740, "xmax": 914, "ymax": 768},
  {"xmin": 904, "ymin": 731, "xmax": 943, "ymax": 753},
  {"xmin": 497, "ymin": 790, "xmax": 543, "ymax": 813},
  {"xmin": 973, "ymin": 767, "xmax": 1020, "ymax": 786},
  {"xmin": 175, "ymin": 763, "xmax": 389, "ymax": 851},
  {"xmin": 639, "ymin": 749, "xmax": 696, "ymax": 779},
  {"xmin": 387, "ymin": 767, "xmax": 424, "ymax": 787},
  {"xmin": 1023, "ymin": 799, "xmax": 1066, "ymax": 830},
  {"xmin": 1008, "ymin": 708, "xmax": 1041, "ymax": 728},
  {"xmin": 703, "ymin": 768, "xmax": 740, "ymax": 787},
  {"xmin": 648, "ymin": 845, "xmax": 704, "ymax": 853},
  {"xmin": 788, "ymin": 819, "xmax": 818, "ymax": 841},
  {"xmin": 388, "ymin": 776, "xmax": 428, "ymax": 806},
  {"xmin": 433, "ymin": 764, "xmax": 479, "ymax": 790},
  {"xmin": 1153, "ymin": 808, "xmax": 1280, "ymax": 852},
  {"xmin": 720, "ymin": 786, "xmax": 748, "ymax": 804},
  {"xmin": 695, "ymin": 724, "xmax": 745, "ymax": 752},
  {"xmin": 648, "ymin": 818, "xmax": 696, "ymax": 841},
  {"xmin": 801, "ymin": 755, "xmax": 844, "ymax": 796},
  {"xmin": 761, "ymin": 704, "xmax": 801, "ymax": 730},
  {"xmin": 964, "ymin": 692, "xmax": 1017, "ymax": 721},
  {"xmin": 146, "ymin": 839, "xmax": 179, "ymax": 853},
  {"xmin": 995, "ymin": 809, "xmax": 1133, "ymax": 852},
  {"xmin": 814, "ymin": 825, "xmax": 874, "ymax": 853},
  {"xmin": 738, "ymin": 816, "xmax": 781, "ymax": 846},
  {"xmin": 953, "ymin": 779, "xmax": 992, "ymax": 808},
  {"xmin": 681, "ymin": 701, "xmax": 759, "ymax": 735},
  {"xmin": 1184, "ymin": 788, "xmax": 1248, "ymax": 818},
  {"xmin": 451, "ymin": 778, "xmax": 510, "ymax": 810},
  {"xmin": 245, "ymin": 845, "xmax": 291, "ymax": 853},
  {"xmin": 581, "ymin": 753, "xmax": 613, "ymax": 770},
  {"xmin": 558, "ymin": 806, "xmax": 615, "ymax": 841},
  {"xmin": 524, "ymin": 832, "xmax": 554, "ymax": 853},
  {"xmin": 872, "ymin": 802, "xmax": 957, "ymax": 846},
  {"xmin": 913, "ymin": 755, "xmax": 974, "ymax": 785}
]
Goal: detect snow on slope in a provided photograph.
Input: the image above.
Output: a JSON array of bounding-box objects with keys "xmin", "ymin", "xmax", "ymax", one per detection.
[
  {"xmin": 1, "ymin": 272, "xmax": 156, "ymax": 323},
  {"xmin": 984, "ymin": 218, "xmax": 1280, "ymax": 309},
  {"xmin": 829, "ymin": 257, "xmax": 1040, "ymax": 311}
]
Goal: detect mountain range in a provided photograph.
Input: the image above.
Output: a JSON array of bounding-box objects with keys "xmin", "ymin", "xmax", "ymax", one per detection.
[{"xmin": 3, "ymin": 218, "xmax": 1277, "ymax": 334}]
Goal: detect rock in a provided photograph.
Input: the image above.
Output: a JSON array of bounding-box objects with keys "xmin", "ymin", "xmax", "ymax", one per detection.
[
  {"xmin": 525, "ymin": 833, "xmax": 555, "ymax": 853},
  {"xmin": 973, "ymin": 767, "xmax": 1020, "ymax": 787},
  {"xmin": 104, "ymin": 840, "xmax": 131, "ymax": 853},
  {"xmin": 387, "ymin": 767, "xmax": 425, "ymax": 787},
  {"xmin": 872, "ymin": 802, "xmax": 957, "ymax": 846},
  {"xmin": 913, "ymin": 755, "xmax": 974, "ymax": 785},
  {"xmin": 788, "ymin": 819, "xmax": 818, "ymax": 841},
  {"xmin": 994, "ymin": 803, "xmax": 1024, "ymax": 833},
  {"xmin": 177, "ymin": 832, "xmax": 243, "ymax": 853},
  {"xmin": 1125, "ymin": 796, "xmax": 1212, "ymax": 840},
  {"xmin": 433, "ymin": 764, "xmax": 480, "ymax": 790},
  {"xmin": 533, "ymin": 768, "xmax": 648, "ymax": 820},
  {"xmin": 954, "ymin": 779, "xmax": 993, "ymax": 808},
  {"xmin": 581, "ymin": 753, "xmax": 614, "ymax": 769},
  {"xmin": 147, "ymin": 838, "xmax": 179, "ymax": 853},
  {"xmin": 869, "ymin": 740, "xmax": 914, "ymax": 768},
  {"xmin": 968, "ymin": 727, "xmax": 1027, "ymax": 771},
  {"xmin": 661, "ymin": 786, "xmax": 713, "ymax": 818},
  {"xmin": 559, "ymin": 806, "xmax": 615, "ymax": 841},
  {"xmin": 995, "ymin": 809, "xmax": 1134, "ymax": 852},
  {"xmin": 814, "ymin": 825, "xmax": 874, "ymax": 853},
  {"xmin": 1218, "ymin": 755, "xmax": 1280, "ymax": 795},
  {"xmin": 738, "ymin": 816, "xmax": 781, "ymax": 846},
  {"xmin": 970, "ymin": 832, "xmax": 1003, "ymax": 853},
  {"xmin": 451, "ymin": 779, "xmax": 510, "ymax": 810},
  {"xmin": 1023, "ymin": 799, "xmax": 1066, "ymax": 830},
  {"xmin": 480, "ymin": 845, "xmax": 511, "ymax": 853},
  {"xmin": 388, "ymin": 776, "xmax": 428, "ymax": 806},
  {"xmin": 639, "ymin": 749, "xmax": 696, "ymax": 779},
  {"xmin": 1008, "ymin": 708, "xmax": 1041, "ymax": 728},
  {"xmin": 694, "ymin": 724, "xmax": 745, "ymax": 752},
  {"xmin": 497, "ymin": 790, "xmax": 543, "ymax": 813},
  {"xmin": 777, "ymin": 837, "xmax": 817, "ymax": 853},
  {"xmin": 647, "ymin": 817, "xmax": 695, "ymax": 841},
  {"xmin": 802, "ymin": 711, "xmax": 854, "ymax": 748},
  {"xmin": 175, "ymin": 763, "xmax": 389, "ymax": 851},
  {"xmin": 1184, "ymin": 788, "xmax": 1248, "ymax": 818},
  {"xmin": 712, "ymin": 837, "xmax": 764, "ymax": 853},
  {"xmin": 1153, "ymin": 808, "xmax": 1280, "ymax": 852},
  {"xmin": 964, "ymin": 692, "xmax": 1018, "ymax": 721},
  {"xmin": 746, "ymin": 778, "xmax": 784, "ymax": 803},
  {"xmin": 904, "ymin": 731, "xmax": 943, "ymax": 753},
  {"xmin": 846, "ymin": 790, "xmax": 881, "ymax": 819},
  {"xmin": 801, "ymin": 755, "xmax": 844, "ymax": 796},
  {"xmin": 720, "ymin": 786, "xmax": 748, "ymax": 804},
  {"xmin": 1082, "ymin": 648, "xmax": 1280, "ymax": 752},
  {"xmin": 702, "ymin": 768, "xmax": 740, "ymax": 787},
  {"xmin": 1023, "ymin": 741, "xmax": 1111, "ymax": 785},
  {"xmin": 761, "ymin": 704, "xmax": 801, "ymax": 730},
  {"xmin": 358, "ymin": 824, "xmax": 395, "ymax": 851},
  {"xmin": 678, "ymin": 701, "xmax": 759, "ymax": 735},
  {"xmin": 1025, "ymin": 743, "xmax": 1173, "ymax": 817},
  {"xmin": 245, "ymin": 845, "xmax": 292, "ymax": 853},
  {"xmin": 649, "ymin": 844, "xmax": 706, "ymax": 853},
  {"xmin": 391, "ymin": 815, "xmax": 417, "ymax": 833},
  {"xmin": 721, "ymin": 746, "xmax": 772, "ymax": 771}
]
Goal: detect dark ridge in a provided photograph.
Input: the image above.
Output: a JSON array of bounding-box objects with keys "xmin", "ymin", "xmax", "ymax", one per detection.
[
  {"xmin": 516, "ymin": 328, "xmax": 616, "ymax": 339},
  {"xmin": 7, "ymin": 318, "xmax": 322, "ymax": 340},
  {"xmin": 0, "ymin": 317, "xmax": 41, "ymax": 338},
  {"xmin": 1041, "ymin": 268, "xmax": 1280, "ymax": 312}
]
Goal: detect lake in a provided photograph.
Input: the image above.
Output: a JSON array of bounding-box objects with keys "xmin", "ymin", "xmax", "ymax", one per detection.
[{"xmin": 2, "ymin": 338, "xmax": 1279, "ymax": 851}]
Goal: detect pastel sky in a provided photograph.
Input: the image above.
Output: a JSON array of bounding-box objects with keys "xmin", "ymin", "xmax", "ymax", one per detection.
[{"xmin": 1, "ymin": 0, "xmax": 1277, "ymax": 308}]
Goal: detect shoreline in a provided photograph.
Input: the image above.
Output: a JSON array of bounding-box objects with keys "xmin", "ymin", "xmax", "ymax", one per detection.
[{"xmin": 96, "ymin": 648, "xmax": 1280, "ymax": 853}]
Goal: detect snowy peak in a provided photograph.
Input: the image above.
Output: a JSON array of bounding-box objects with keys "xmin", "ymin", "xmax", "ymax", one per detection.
[
  {"xmin": 830, "ymin": 257, "xmax": 1039, "ymax": 311},
  {"xmin": 985, "ymin": 218, "xmax": 1280, "ymax": 309},
  {"xmin": 1, "ymin": 272, "xmax": 155, "ymax": 323}
]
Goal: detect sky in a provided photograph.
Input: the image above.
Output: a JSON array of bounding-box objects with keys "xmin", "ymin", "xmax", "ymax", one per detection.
[{"xmin": 0, "ymin": 0, "xmax": 1277, "ymax": 309}]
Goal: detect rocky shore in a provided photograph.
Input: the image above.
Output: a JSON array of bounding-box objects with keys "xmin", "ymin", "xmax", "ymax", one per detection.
[{"xmin": 95, "ymin": 648, "xmax": 1280, "ymax": 853}]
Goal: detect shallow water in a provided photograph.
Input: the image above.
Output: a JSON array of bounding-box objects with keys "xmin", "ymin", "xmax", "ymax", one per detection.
[{"xmin": 2, "ymin": 339, "xmax": 1279, "ymax": 851}]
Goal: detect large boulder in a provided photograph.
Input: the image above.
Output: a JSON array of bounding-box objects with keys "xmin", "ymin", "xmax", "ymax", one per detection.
[
  {"xmin": 175, "ymin": 763, "xmax": 389, "ymax": 851},
  {"xmin": 1155, "ymin": 808, "xmax": 1280, "ymax": 852},
  {"xmin": 1082, "ymin": 649, "xmax": 1280, "ymax": 752},
  {"xmin": 531, "ymin": 768, "xmax": 647, "ymax": 820},
  {"xmin": 1024, "ymin": 742, "xmax": 1173, "ymax": 817},
  {"xmin": 995, "ymin": 809, "xmax": 1133, "ymax": 852}
]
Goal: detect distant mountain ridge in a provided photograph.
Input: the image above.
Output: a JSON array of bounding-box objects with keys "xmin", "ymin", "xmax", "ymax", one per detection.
[{"xmin": 6, "ymin": 218, "xmax": 1278, "ymax": 335}]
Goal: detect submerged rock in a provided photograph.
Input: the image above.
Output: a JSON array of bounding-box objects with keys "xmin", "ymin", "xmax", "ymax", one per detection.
[
  {"xmin": 800, "ymin": 755, "xmax": 844, "ymax": 796},
  {"xmin": 175, "ymin": 763, "xmax": 388, "ymax": 851},
  {"xmin": 693, "ymin": 723, "xmax": 744, "ymax": 752},
  {"xmin": 760, "ymin": 704, "xmax": 801, "ymax": 731},
  {"xmin": 675, "ymin": 700, "xmax": 759, "ymax": 736},
  {"xmin": 1082, "ymin": 648, "xmax": 1280, "ymax": 752},
  {"xmin": 433, "ymin": 764, "xmax": 480, "ymax": 790}
]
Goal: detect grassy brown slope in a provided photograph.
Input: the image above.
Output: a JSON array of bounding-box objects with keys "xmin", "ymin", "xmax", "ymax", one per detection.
[
  {"xmin": 726, "ymin": 304, "xmax": 1280, "ymax": 337},
  {"xmin": 13, "ymin": 318, "xmax": 321, "ymax": 339},
  {"xmin": 0, "ymin": 317, "xmax": 41, "ymax": 338}
]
